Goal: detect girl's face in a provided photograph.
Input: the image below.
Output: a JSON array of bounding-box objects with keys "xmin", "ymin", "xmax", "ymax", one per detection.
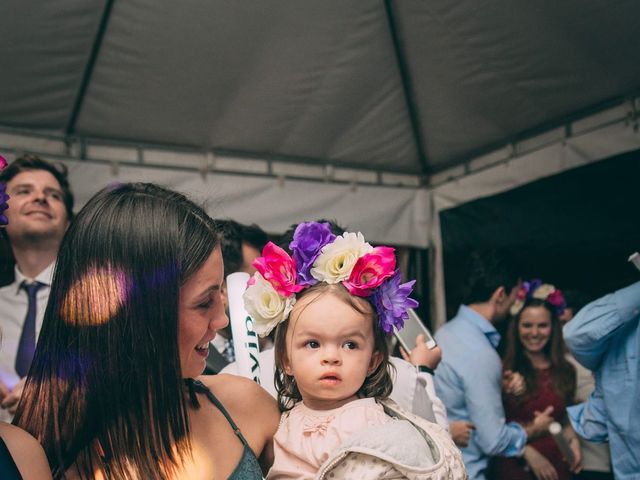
[
  {"xmin": 518, "ymin": 305, "xmax": 552, "ymax": 355},
  {"xmin": 178, "ymin": 247, "xmax": 228, "ymax": 378},
  {"xmin": 283, "ymin": 292, "xmax": 382, "ymax": 410}
]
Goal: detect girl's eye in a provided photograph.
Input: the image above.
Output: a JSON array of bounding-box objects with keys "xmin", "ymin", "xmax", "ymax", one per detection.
[
  {"xmin": 343, "ymin": 341, "xmax": 357, "ymax": 350},
  {"xmin": 304, "ymin": 340, "xmax": 320, "ymax": 349}
]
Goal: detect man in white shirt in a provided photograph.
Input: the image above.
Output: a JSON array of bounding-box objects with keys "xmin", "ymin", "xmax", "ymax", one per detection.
[{"xmin": 0, "ymin": 154, "xmax": 73, "ymax": 419}]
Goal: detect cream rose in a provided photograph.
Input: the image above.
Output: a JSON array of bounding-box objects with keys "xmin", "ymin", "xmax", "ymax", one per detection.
[
  {"xmin": 243, "ymin": 273, "xmax": 296, "ymax": 336},
  {"xmin": 532, "ymin": 283, "xmax": 555, "ymax": 300},
  {"xmin": 311, "ymin": 232, "xmax": 373, "ymax": 283}
]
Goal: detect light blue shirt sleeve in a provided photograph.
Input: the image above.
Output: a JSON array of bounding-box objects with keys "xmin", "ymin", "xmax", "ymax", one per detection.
[
  {"xmin": 563, "ymin": 281, "xmax": 640, "ymax": 371},
  {"xmin": 567, "ymin": 380, "xmax": 609, "ymax": 443},
  {"xmin": 460, "ymin": 350, "xmax": 527, "ymax": 457}
]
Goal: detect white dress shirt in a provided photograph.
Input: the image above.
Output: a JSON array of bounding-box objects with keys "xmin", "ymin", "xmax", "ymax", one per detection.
[{"xmin": 0, "ymin": 262, "xmax": 55, "ymax": 390}]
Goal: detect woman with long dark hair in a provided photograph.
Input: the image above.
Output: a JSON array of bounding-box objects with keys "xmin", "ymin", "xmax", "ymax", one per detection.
[
  {"xmin": 495, "ymin": 281, "xmax": 581, "ymax": 480},
  {"xmin": 14, "ymin": 183, "xmax": 279, "ymax": 479}
]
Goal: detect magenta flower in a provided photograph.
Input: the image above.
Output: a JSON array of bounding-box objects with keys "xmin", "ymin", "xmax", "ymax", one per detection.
[
  {"xmin": 253, "ymin": 242, "xmax": 304, "ymax": 297},
  {"xmin": 371, "ymin": 270, "xmax": 419, "ymax": 334},
  {"xmin": 289, "ymin": 221, "xmax": 336, "ymax": 286},
  {"xmin": 0, "ymin": 155, "xmax": 7, "ymax": 170},
  {"xmin": 343, "ymin": 246, "xmax": 396, "ymax": 297},
  {"xmin": 546, "ymin": 289, "xmax": 566, "ymax": 316}
]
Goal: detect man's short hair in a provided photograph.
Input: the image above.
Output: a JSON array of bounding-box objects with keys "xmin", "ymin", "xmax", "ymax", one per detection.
[
  {"xmin": 462, "ymin": 250, "xmax": 520, "ymax": 304},
  {"xmin": 240, "ymin": 223, "xmax": 268, "ymax": 252},
  {"xmin": 0, "ymin": 154, "xmax": 74, "ymax": 219}
]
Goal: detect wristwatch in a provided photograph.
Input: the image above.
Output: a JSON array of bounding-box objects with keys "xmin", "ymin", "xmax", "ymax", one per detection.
[{"xmin": 416, "ymin": 365, "xmax": 435, "ymax": 375}]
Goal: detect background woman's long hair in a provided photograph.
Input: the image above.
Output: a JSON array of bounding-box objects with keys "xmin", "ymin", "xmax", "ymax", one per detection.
[
  {"xmin": 502, "ymin": 298, "xmax": 576, "ymax": 405},
  {"xmin": 14, "ymin": 183, "xmax": 218, "ymax": 479}
]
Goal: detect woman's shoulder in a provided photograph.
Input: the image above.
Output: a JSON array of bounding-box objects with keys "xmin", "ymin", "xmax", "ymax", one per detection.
[
  {"xmin": 197, "ymin": 374, "xmax": 279, "ymax": 418},
  {"xmin": 0, "ymin": 422, "xmax": 52, "ymax": 480}
]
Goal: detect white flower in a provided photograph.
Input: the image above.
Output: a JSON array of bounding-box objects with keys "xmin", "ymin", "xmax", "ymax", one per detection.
[
  {"xmin": 243, "ymin": 273, "xmax": 296, "ymax": 336},
  {"xmin": 310, "ymin": 232, "xmax": 373, "ymax": 284},
  {"xmin": 532, "ymin": 284, "xmax": 555, "ymax": 300}
]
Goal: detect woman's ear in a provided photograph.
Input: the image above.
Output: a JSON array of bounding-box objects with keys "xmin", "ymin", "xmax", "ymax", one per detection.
[{"xmin": 367, "ymin": 350, "xmax": 383, "ymax": 375}]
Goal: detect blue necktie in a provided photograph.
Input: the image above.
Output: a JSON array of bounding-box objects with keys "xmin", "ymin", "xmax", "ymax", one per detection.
[{"xmin": 15, "ymin": 281, "xmax": 44, "ymax": 378}]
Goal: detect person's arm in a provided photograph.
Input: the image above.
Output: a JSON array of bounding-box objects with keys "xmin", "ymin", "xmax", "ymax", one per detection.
[
  {"xmin": 566, "ymin": 380, "xmax": 609, "ymax": 443},
  {"xmin": 563, "ymin": 281, "xmax": 640, "ymax": 371},
  {"xmin": 397, "ymin": 339, "xmax": 449, "ymax": 428},
  {"xmin": 460, "ymin": 352, "xmax": 527, "ymax": 457},
  {"xmin": 562, "ymin": 423, "xmax": 582, "ymax": 473},
  {"xmin": 0, "ymin": 422, "xmax": 53, "ymax": 480}
]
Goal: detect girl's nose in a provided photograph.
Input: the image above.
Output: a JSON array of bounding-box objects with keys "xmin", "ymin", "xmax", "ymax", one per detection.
[{"xmin": 321, "ymin": 347, "xmax": 341, "ymax": 365}]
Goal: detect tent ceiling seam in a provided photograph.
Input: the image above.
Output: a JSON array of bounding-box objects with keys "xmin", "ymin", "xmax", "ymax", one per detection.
[
  {"xmin": 65, "ymin": 0, "xmax": 116, "ymax": 137},
  {"xmin": 383, "ymin": 0, "xmax": 430, "ymax": 179}
]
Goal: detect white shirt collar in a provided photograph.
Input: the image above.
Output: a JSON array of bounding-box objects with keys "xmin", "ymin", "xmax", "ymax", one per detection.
[{"xmin": 13, "ymin": 261, "xmax": 56, "ymax": 292}]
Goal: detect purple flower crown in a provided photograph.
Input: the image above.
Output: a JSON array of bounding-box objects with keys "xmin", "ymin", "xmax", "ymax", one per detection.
[
  {"xmin": 242, "ymin": 221, "xmax": 418, "ymax": 337},
  {"xmin": 510, "ymin": 278, "xmax": 566, "ymax": 317}
]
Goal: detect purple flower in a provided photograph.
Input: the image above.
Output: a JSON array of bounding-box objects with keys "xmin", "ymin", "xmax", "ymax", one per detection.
[
  {"xmin": 0, "ymin": 182, "xmax": 9, "ymax": 226},
  {"xmin": 289, "ymin": 221, "xmax": 336, "ymax": 286},
  {"xmin": 372, "ymin": 270, "xmax": 419, "ymax": 334}
]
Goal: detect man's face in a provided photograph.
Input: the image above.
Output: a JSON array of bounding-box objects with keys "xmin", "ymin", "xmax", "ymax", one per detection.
[
  {"xmin": 494, "ymin": 283, "xmax": 521, "ymax": 322},
  {"xmin": 5, "ymin": 170, "xmax": 69, "ymax": 244}
]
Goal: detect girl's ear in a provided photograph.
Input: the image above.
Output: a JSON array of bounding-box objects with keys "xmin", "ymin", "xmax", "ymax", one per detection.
[
  {"xmin": 367, "ymin": 350, "xmax": 383, "ymax": 375},
  {"xmin": 282, "ymin": 354, "xmax": 293, "ymax": 376}
]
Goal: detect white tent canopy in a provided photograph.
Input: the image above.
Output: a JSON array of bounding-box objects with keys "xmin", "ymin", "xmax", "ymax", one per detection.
[{"xmin": 2, "ymin": 1, "xmax": 640, "ymax": 323}]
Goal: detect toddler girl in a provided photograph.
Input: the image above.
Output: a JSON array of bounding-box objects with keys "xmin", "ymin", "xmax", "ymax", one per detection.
[{"xmin": 244, "ymin": 221, "xmax": 466, "ymax": 479}]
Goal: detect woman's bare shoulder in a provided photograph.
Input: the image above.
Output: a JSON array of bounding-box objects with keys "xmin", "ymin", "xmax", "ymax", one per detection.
[
  {"xmin": 0, "ymin": 422, "xmax": 52, "ymax": 480},
  {"xmin": 198, "ymin": 374, "xmax": 279, "ymax": 420}
]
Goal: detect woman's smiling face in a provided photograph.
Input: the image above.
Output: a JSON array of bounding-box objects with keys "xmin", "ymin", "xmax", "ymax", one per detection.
[
  {"xmin": 518, "ymin": 305, "xmax": 552, "ymax": 355},
  {"xmin": 178, "ymin": 247, "xmax": 228, "ymax": 378}
]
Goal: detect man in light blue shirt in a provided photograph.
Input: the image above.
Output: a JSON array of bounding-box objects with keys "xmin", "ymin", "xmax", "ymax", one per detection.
[
  {"xmin": 564, "ymin": 280, "xmax": 640, "ymax": 480},
  {"xmin": 435, "ymin": 251, "xmax": 554, "ymax": 479}
]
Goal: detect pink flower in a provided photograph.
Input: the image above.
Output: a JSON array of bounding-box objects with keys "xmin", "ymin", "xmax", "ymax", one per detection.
[
  {"xmin": 253, "ymin": 242, "xmax": 304, "ymax": 297},
  {"xmin": 0, "ymin": 155, "xmax": 7, "ymax": 170},
  {"xmin": 343, "ymin": 246, "xmax": 396, "ymax": 297},
  {"xmin": 546, "ymin": 289, "xmax": 566, "ymax": 309}
]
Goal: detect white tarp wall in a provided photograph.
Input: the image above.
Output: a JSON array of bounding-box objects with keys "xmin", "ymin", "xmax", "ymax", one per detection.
[{"xmin": 0, "ymin": 130, "xmax": 430, "ymax": 248}]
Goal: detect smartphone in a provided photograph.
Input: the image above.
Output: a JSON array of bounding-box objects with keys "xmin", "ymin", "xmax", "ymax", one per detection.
[{"xmin": 394, "ymin": 309, "xmax": 437, "ymax": 353}]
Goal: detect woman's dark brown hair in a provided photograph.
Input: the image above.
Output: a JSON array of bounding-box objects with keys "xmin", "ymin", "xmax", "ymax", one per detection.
[
  {"xmin": 14, "ymin": 183, "xmax": 218, "ymax": 479},
  {"xmin": 273, "ymin": 282, "xmax": 394, "ymax": 411},
  {"xmin": 502, "ymin": 298, "xmax": 576, "ymax": 404}
]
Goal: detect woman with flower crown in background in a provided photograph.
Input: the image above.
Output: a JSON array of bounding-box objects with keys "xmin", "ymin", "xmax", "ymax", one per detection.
[
  {"xmin": 494, "ymin": 280, "xmax": 582, "ymax": 480},
  {"xmin": 243, "ymin": 221, "xmax": 466, "ymax": 479}
]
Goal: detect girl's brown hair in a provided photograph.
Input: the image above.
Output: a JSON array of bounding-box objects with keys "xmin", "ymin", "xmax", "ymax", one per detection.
[
  {"xmin": 502, "ymin": 298, "xmax": 576, "ymax": 404},
  {"xmin": 273, "ymin": 282, "xmax": 394, "ymax": 411}
]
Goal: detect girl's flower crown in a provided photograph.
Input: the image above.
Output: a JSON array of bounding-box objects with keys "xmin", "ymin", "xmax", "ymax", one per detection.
[
  {"xmin": 510, "ymin": 279, "xmax": 566, "ymax": 317},
  {"xmin": 243, "ymin": 221, "xmax": 418, "ymax": 337}
]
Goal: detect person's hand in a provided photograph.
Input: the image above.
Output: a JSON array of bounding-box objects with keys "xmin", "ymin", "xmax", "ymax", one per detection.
[
  {"xmin": 449, "ymin": 420, "xmax": 475, "ymax": 447},
  {"xmin": 524, "ymin": 445, "xmax": 558, "ymax": 480},
  {"xmin": 567, "ymin": 436, "xmax": 583, "ymax": 473},
  {"xmin": 1, "ymin": 378, "xmax": 26, "ymax": 414},
  {"xmin": 399, "ymin": 334, "xmax": 442, "ymax": 369},
  {"xmin": 0, "ymin": 380, "xmax": 10, "ymax": 403},
  {"xmin": 502, "ymin": 369, "xmax": 526, "ymax": 396},
  {"xmin": 525, "ymin": 405, "xmax": 554, "ymax": 439}
]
